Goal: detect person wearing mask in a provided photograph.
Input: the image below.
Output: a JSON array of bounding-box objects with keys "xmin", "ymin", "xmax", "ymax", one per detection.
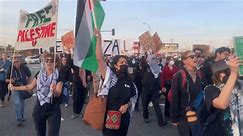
[
  {"xmin": 0, "ymin": 53, "xmax": 11, "ymax": 107},
  {"xmin": 160, "ymin": 56, "xmax": 179, "ymax": 118},
  {"xmin": 203, "ymin": 56, "xmax": 241, "ymax": 136},
  {"xmin": 171, "ymin": 50, "xmax": 207, "ymax": 136},
  {"xmin": 201, "ymin": 47, "xmax": 231, "ymax": 85},
  {"xmin": 6, "ymin": 56, "xmax": 31, "ymax": 126},
  {"xmin": 59, "ymin": 57, "xmax": 72, "ymax": 107},
  {"xmin": 140, "ymin": 56, "xmax": 167, "ymax": 127},
  {"xmin": 95, "ymin": 29, "xmax": 137, "ymax": 136},
  {"xmin": 8, "ymin": 53, "xmax": 63, "ymax": 135}
]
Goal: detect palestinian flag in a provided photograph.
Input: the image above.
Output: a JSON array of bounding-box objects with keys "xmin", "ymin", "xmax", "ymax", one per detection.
[{"xmin": 74, "ymin": 0, "xmax": 105, "ymax": 72}]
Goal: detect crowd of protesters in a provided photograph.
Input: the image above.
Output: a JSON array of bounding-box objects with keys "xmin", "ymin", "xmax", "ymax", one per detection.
[{"xmin": 0, "ymin": 43, "xmax": 242, "ymax": 136}]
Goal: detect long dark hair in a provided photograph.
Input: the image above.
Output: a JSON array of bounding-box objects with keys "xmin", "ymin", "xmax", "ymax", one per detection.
[
  {"xmin": 212, "ymin": 68, "xmax": 230, "ymax": 85},
  {"xmin": 212, "ymin": 68, "xmax": 241, "ymax": 89}
]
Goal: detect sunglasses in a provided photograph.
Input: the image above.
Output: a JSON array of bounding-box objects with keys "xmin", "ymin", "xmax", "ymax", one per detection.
[
  {"xmin": 45, "ymin": 59, "xmax": 54, "ymax": 63},
  {"xmin": 184, "ymin": 55, "xmax": 195, "ymax": 59}
]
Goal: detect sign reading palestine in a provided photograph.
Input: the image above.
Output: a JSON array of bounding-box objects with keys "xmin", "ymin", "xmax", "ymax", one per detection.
[{"xmin": 15, "ymin": 0, "xmax": 58, "ymax": 50}]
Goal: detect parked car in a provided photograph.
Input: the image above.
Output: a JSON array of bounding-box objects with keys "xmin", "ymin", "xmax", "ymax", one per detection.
[
  {"xmin": 8, "ymin": 55, "xmax": 27, "ymax": 65},
  {"xmin": 25, "ymin": 56, "xmax": 40, "ymax": 64}
]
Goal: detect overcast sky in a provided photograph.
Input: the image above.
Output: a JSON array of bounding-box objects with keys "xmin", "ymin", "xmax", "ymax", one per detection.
[{"xmin": 0, "ymin": 0, "xmax": 243, "ymax": 49}]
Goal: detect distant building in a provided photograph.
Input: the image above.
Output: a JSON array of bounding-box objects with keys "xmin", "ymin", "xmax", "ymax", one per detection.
[{"xmin": 159, "ymin": 42, "xmax": 179, "ymax": 56}]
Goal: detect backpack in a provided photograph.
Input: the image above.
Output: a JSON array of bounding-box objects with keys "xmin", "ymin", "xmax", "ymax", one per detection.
[
  {"xmin": 168, "ymin": 70, "xmax": 202, "ymax": 103},
  {"xmin": 168, "ymin": 69, "xmax": 205, "ymax": 122}
]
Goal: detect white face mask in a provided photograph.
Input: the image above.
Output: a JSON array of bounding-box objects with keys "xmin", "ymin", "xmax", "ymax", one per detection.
[{"xmin": 169, "ymin": 60, "xmax": 175, "ymax": 66}]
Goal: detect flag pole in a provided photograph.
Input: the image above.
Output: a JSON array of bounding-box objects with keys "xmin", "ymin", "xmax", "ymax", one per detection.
[
  {"xmin": 51, "ymin": 0, "xmax": 59, "ymax": 103},
  {"xmin": 53, "ymin": 0, "xmax": 59, "ymax": 72},
  {"xmin": 7, "ymin": 49, "xmax": 16, "ymax": 101},
  {"xmin": 7, "ymin": 8, "xmax": 22, "ymax": 101},
  {"xmin": 90, "ymin": 0, "xmax": 97, "ymax": 29}
]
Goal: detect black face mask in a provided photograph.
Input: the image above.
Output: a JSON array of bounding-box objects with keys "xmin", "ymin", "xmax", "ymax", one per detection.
[{"xmin": 118, "ymin": 64, "xmax": 128, "ymax": 75}]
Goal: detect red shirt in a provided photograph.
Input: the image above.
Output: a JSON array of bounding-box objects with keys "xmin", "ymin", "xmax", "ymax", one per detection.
[{"xmin": 160, "ymin": 65, "xmax": 179, "ymax": 88}]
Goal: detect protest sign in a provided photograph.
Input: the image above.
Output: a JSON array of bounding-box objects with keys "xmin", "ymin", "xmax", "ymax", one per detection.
[
  {"xmin": 138, "ymin": 31, "xmax": 156, "ymax": 52},
  {"xmin": 15, "ymin": 0, "xmax": 58, "ymax": 50},
  {"xmin": 234, "ymin": 36, "xmax": 243, "ymax": 76},
  {"xmin": 152, "ymin": 32, "xmax": 162, "ymax": 53},
  {"xmin": 61, "ymin": 30, "xmax": 74, "ymax": 53}
]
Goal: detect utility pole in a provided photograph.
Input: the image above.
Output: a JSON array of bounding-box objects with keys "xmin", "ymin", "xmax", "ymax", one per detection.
[{"xmin": 143, "ymin": 22, "xmax": 151, "ymax": 33}]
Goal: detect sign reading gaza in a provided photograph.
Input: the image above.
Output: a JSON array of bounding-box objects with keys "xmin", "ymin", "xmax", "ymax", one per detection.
[{"xmin": 15, "ymin": 0, "xmax": 58, "ymax": 50}]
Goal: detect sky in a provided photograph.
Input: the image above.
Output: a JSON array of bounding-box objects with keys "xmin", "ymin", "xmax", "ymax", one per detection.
[{"xmin": 0, "ymin": 0, "xmax": 243, "ymax": 50}]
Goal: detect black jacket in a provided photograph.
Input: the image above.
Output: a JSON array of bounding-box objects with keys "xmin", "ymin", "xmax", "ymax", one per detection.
[{"xmin": 170, "ymin": 68, "xmax": 207, "ymax": 123}]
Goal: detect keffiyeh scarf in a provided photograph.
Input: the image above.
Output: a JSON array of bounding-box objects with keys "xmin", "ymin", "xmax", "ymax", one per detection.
[{"xmin": 37, "ymin": 68, "xmax": 59, "ymax": 106}]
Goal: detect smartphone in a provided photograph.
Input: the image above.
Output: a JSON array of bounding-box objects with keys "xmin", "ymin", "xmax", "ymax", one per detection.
[{"xmin": 210, "ymin": 59, "xmax": 229, "ymax": 74}]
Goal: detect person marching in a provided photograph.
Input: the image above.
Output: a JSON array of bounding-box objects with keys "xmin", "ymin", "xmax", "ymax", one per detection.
[
  {"xmin": 95, "ymin": 29, "xmax": 138, "ymax": 136},
  {"xmin": 8, "ymin": 53, "xmax": 63, "ymax": 136},
  {"xmin": 160, "ymin": 56, "xmax": 179, "ymax": 118},
  {"xmin": 0, "ymin": 53, "xmax": 12, "ymax": 107},
  {"xmin": 171, "ymin": 50, "xmax": 207, "ymax": 136},
  {"xmin": 203, "ymin": 56, "xmax": 241, "ymax": 136},
  {"xmin": 6, "ymin": 56, "xmax": 31, "ymax": 126}
]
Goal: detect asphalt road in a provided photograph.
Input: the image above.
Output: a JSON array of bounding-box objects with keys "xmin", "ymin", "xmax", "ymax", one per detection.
[
  {"xmin": 0, "ymin": 64, "xmax": 242, "ymax": 136},
  {"xmin": 0, "ymin": 64, "xmax": 179, "ymax": 136}
]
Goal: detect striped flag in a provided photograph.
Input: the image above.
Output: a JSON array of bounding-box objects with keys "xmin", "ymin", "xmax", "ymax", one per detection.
[{"xmin": 74, "ymin": 0, "xmax": 105, "ymax": 72}]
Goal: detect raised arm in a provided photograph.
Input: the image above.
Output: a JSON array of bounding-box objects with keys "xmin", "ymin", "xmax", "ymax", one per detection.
[
  {"xmin": 94, "ymin": 29, "xmax": 107, "ymax": 79},
  {"xmin": 213, "ymin": 57, "xmax": 240, "ymax": 109}
]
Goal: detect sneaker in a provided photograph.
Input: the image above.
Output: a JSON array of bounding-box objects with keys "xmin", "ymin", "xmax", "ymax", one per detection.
[
  {"xmin": 149, "ymin": 102, "xmax": 153, "ymax": 107},
  {"xmin": 0, "ymin": 101, "xmax": 5, "ymax": 107},
  {"xmin": 159, "ymin": 121, "xmax": 168, "ymax": 127},
  {"xmin": 64, "ymin": 104, "xmax": 69, "ymax": 107},
  {"xmin": 21, "ymin": 118, "xmax": 25, "ymax": 122},
  {"xmin": 144, "ymin": 119, "xmax": 149, "ymax": 123},
  {"xmin": 71, "ymin": 114, "xmax": 79, "ymax": 119},
  {"xmin": 61, "ymin": 117, "xmax": 64, "ymax": 121}
]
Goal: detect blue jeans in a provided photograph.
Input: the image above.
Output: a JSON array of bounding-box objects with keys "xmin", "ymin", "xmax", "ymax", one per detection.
[
  {"xmin": 12, "ymin": 91, "xmax": 25, "ymax": 121},
  {"xmin": 62, "ymin": 82, "xmax": 70, "ymax": 104}
]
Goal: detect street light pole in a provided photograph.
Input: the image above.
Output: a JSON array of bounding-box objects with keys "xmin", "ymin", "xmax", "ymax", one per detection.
[{"xmin": 100, "ymin": 29, "xmax": 115, "ymax": 36}]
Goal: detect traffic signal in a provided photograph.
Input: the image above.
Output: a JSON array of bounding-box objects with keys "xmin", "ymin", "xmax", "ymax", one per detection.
[{"xmin": 112, "ymin": 29, "xmax": 115, "ymax": 36}]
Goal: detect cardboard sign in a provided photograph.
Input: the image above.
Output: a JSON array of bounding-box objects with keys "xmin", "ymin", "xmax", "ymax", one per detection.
[
  {"xmin": 103, "ymin": 39, "xmax": 120, "ymax": 56},
  {"xmin": 61, "ymin": 30, "xmax": 74, "ymax": 53},
  {"xmin": 152, "ymin": 32, "xmax": 162, "ymax": 53},
  {"xmin": 15, "ymin": 0, "xmax": 58, "ymax": 50},
  {"xmin": 234, "ymin": 36, "xmax": 243, "ymax": 76},
  {"xmin": 138, "ymin": 31, "xmax": 155, "ymax": 52}
]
